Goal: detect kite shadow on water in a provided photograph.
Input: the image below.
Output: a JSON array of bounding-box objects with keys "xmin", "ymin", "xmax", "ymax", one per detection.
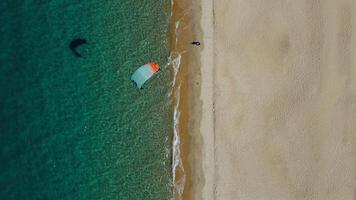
[{"xmin": 69, "ymin": 38, "xmax": 88, "ymax": 58}]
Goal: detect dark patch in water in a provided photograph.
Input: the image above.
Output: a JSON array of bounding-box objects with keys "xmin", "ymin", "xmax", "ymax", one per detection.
[{"xmin": 69, "ymin": 38, "xmax": 88, "ymax": 58}]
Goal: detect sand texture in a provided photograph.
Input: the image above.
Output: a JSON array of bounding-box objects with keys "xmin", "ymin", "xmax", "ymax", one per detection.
[{"xmin": 197, "ymin": 0, "xmax": 356, "ymax": 199}]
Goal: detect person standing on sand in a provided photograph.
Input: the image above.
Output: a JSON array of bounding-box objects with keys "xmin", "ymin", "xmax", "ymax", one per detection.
[{"xmin": 191, "ymin": 41, "xmax": 201, "ymax": 46}]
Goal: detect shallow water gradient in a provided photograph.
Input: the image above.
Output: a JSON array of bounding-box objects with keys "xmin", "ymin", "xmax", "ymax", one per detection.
[{"xmin": 0, "ymin": 0, "xmax": 173, "ymax": 199}]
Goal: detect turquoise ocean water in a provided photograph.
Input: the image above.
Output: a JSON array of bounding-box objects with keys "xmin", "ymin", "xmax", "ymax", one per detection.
[{"xmin": 0, "ymin": 0, "xmax": 173, "ymax": 199}]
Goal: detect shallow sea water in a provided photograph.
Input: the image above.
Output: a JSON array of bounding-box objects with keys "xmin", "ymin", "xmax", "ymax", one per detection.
[{"xmin": 0, "ymin": 0, "xmax": 173, "ymax": 199}]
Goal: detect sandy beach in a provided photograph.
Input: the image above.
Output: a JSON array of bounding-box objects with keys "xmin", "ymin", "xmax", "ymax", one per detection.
[{"xmin": 188, "ymin": 0, "xmax": 356, "ymax": 199}]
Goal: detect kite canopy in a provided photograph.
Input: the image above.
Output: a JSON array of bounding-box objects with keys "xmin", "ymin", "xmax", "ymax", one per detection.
[{"xmin": 131, "ymin": 62, "xmax": 160, "ymax": 89}]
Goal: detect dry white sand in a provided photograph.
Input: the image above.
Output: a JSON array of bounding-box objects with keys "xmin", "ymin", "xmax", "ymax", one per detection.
[{"xmin": 197, "ymin": 0, "xmax": 356, "ymax": 199}]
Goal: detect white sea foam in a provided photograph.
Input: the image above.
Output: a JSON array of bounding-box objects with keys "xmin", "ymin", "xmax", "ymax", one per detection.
[{"xmin": 169, "ymin": 52, "xmax": 185, "ymax": 200}]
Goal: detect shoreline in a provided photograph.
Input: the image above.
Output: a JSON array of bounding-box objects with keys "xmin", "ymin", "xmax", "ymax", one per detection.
[
  {"xmin": 169, "ymin": 0, "xmax": 191, "ymax": 199},
  {"xmin": 170, "ymin": 0, "xmax": 205, "ymax": 199}
]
